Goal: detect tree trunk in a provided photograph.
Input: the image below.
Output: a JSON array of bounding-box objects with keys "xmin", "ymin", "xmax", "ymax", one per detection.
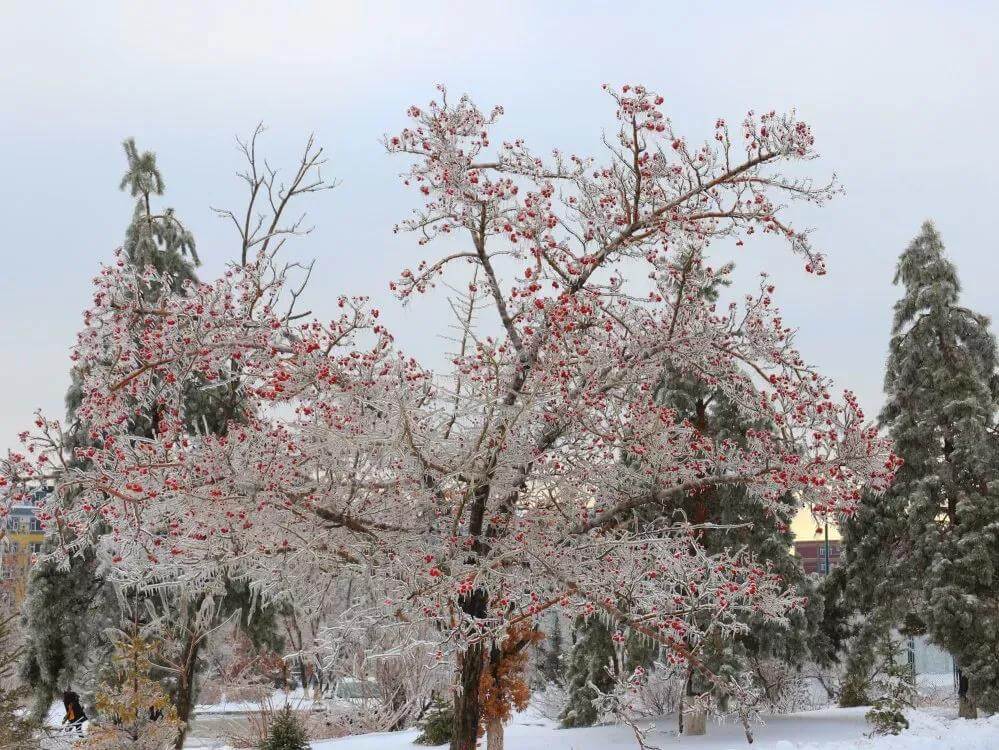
[
  {"xmin": 485, "ymin": 715, "xmax": 504, "ymax": 750},
  {"xmin": 677, "ymin": 693, "xmax": 684, "ymax": 735},
  {"xmin": 957, "ymin": 669, "xmax": 977, "ymax": 719},
  {"xmin": 681, "ymin": 668, "xmax": 706, "ymax": 736},
  {"xmin": 452, "ymin": 640, "xmax": 486, "ymax": 750},
  {"xmin": 451, "ymin": 588, "xmax": 488, "ymax": 750},
  {"xmin": 684, "ymin": 705, "xmax": 707, "ymax": 735},
  {"xmin": 173, "ymin": 630, "xmax": 203, "ymax": 750},
  {"xmin": 676, "ymin": 667, "xmax": 708, "ymax": 741}
]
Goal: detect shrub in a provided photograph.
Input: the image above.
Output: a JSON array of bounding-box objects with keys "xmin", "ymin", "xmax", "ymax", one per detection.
[
  {"xmin": 261, "ymin": 706, "xmax": 309, "ymax": 750},
  {"xmin": 414, "ymin": 696, "xmax": 453, "ymax": 746},
  {"xmin": 838, "ymin": 673, "xmax": 870, "ymax": 708},
  {"xmin": 80, "ymin": 634, "xmax": 183, "ymax": 750},
  {"xmin": 865, "ymin": 662, "xmax": 914, "ymax": 736}
]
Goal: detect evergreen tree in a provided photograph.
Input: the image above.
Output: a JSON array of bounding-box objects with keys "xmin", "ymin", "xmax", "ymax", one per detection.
[
  {"xmin": 261, "ymin": 706, "xmax": 309, "ymax": 750},
  {"xmin": 20, "ymin": 140, "xmax": 274, "ymax": 739},
  {"xmin": 119, "ymin": 138, "xmax": 198, "ymax": 282},
  {"xmin": 20, "ymin": 138, "xmax": 200, "ymax": 722},
  {"xmin": 560, "ymin": 368, "xmax": 822, "ymax": 726},
  {"xmin": 533, "ymin": 613, "xmax": 566, "ymax": 688},
  {"xmin": 652, "ymin": 375, "xmax": 821, "ymax": 716},
  {"xmin": 19, "ymin": 545, "xmax": 117, "ymax": 719},
  {"xmin": 560, "ymin": 616, "xmax": 618, "ymax": 728},
  {"xmin": 415, "ymin": 696, "xmax": 455, "ymax": 746},
  {"xmin": 837, "ymin": 222, "xmax": 999, "ymax": 717}
]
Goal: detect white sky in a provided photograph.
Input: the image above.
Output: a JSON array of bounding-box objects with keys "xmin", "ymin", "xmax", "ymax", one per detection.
[{"xmin": 1, "ymin": 1, "xmax": 998, "ymax": 453}]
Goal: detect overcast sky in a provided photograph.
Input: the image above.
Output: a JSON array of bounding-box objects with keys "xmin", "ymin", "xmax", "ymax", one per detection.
[{"xmin": 1, "ymin": 1, "xmax": 997, "ymax": 453}]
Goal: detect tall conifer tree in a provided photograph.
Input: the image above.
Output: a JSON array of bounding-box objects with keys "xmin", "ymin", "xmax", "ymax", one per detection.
[
  {"xmin": 20, "ymin": 141, "xmax": 274, "ymax": 744},
  {"xmin": 651, "ymin": 375, "xmax": 822, "ymax": 720},
  {"xmin": 20, "ymin": 139, "xmax": 200, "ymax": 719},
  {"xmin": 838, "ymin": 222, "xmax": 999, "ymax": 717}
]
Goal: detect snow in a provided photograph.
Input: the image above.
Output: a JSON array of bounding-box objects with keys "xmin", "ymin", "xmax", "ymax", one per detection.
[
  {"xmin": 193, "ymin": 687, "xmax": 321, "ymax": 715},
  {"xmin": 305, "ymin": 707, "xmax": 999, "ymax": 750},
  {"xmin": 38, "ymin": 697, "xmax": 999, "ymax": 750}
]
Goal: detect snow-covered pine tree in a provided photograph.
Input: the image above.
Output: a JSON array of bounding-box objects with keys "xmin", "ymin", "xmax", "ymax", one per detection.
[
  {"xmin": 533, "ymin": 613, "xmax": 566, "ymax": 689},
  {"xmin": 563, "ymin": 253, "xmax": 821, "ymax": 731},
  {"xmin": 863, "ymin": 638, "xmax": 915, "ymax": 736},
  {"xmin": 118, "ymin": 138, "xmax": 198, "ymax": 283},
  {"xmin": 19, "ymin": 138, "xmax": 200, "ymax": 721},
  {"xmin": 560, "ymin": 616, "xmax": 619, "ymax": 728},
  {"xmin": 261, "ymin": 706, "xmax": 310, "ymax": 750},
  {"xmin": 20, "ymin": 139, "xmax": 273, "ymax": 740},
  {"xmin": 415, "ymin": 695, "xmax": 455, "ymax": 746},
  {"xmin": 18, "ymin": 545, "xmax": 118, "ymax": 719},
  {"xmin": 838, "ymin": 221, "xmax": 999, "ymax": 717}
]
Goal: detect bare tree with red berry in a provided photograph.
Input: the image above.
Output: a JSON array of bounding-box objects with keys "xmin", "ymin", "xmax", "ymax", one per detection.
[{"xmin": 2, "ymin": 84, "xmax": 896, "ymax": 749}]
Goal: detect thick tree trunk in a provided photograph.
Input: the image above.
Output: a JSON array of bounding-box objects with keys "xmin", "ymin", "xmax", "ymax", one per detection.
[
  {"xmin": 452, "ymin": 640, "xmax": 486, "ymax": 750},
  {"xmin": 451, "ymin": 588, "xmax": 489, "ymax": 750},
  {"xmin": 957, "ymin": 670, "xmax": 977, "ymax": 719},
  {"xmin": 485, "ymin": 715, "xmax": 504, "ymax": 750}
]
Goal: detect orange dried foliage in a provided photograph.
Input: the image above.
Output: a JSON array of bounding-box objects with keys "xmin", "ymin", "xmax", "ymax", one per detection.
[{"xmin": 478, "ymin": 622, "xmax": 545, "ymax": 728}]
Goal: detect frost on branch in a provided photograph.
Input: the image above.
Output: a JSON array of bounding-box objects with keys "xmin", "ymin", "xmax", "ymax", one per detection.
[{"xmin": 2, "ymin": 85, "xmax": 897, "ymax": 725}]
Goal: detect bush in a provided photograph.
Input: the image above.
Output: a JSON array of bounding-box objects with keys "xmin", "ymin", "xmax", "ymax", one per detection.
[
  {"xmin": 865, "ymin": 663, "xmax": 914, "ymax": 736},
  {"xmin": 80, "ymin": 634, "xmax": 183, "ymax": 750},
  {"xmin": 261, "ymin": 706, "xmax": 309, "ymax": 750},
  {"xmin": 866, "ymin": 701, "xmax": 909, "ymax": 736},
  {"xmin": 838, "ymin": 673, "xmax": 870, "ymax": 708},
  {"xmin": 414, "ymin": 696, "xmax": 453, "ymax": 746}
]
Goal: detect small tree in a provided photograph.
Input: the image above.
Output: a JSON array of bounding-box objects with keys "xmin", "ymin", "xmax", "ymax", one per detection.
[
  {"xmin": 561, "ymin": 617, "xmax": 618, "ymax": 728},
  {"xmin": 415, "ymin": 696, "xmax": 454, "ymax": 746},
  {"xmin": 837, "ymin": 673, "xmax": 871, "ymax": 709},
  {"xmin": 260, "ymin": 706, "xmax": 309, "ymax": 750},
  {"xmin": 81, "ymin": 633, "xmax": 183, "ymax": 750},
  {"xmin": 533, "ymin": 614, "xmax": 566, "ymax": 689},
  {"xmin": 865, "ymin": 641, "xmax": 915, "ymax": 736}
]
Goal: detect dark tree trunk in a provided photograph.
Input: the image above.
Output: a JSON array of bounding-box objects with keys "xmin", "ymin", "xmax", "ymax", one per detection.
[
  {"xmin": 452, "ymin": 641, "xmax": 486, "ymax": 750},
  {"xmin": 173, "ymin": 629, "xmax": 203, "ymax": 750},
  {"xmin": 957, "ymin": 669, "xmax": 977, "ymax": 719},
  {"xmin": 451, "ymin": 588, "xmax": 488, "ymax": 750}
]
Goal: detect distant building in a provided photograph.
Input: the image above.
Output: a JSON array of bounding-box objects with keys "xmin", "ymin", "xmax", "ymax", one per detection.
[
  {"xmin": 793, "ymin": 538, "xmax": 842, "ymax": 575},
  {"xmin": 1, "ymin": 488, "xmax": 48, "ymax": 611}
]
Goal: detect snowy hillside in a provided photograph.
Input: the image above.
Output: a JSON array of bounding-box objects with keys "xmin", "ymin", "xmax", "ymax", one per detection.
[{"xmin": 310, "ymin": 707, "xmax": 999, "ymax": 750}]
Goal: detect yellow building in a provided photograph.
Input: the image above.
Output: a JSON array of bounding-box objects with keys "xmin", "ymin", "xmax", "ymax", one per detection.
[{"xmin": 1, "ymin": 500, "xmax": 46, "ymax": 612}]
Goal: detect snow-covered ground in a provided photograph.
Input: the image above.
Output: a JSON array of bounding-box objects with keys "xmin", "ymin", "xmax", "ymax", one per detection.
[
  {"xmin": 40, "ymin": 698, "xmax": 998, "ymax": 749},
  {"xmin": 308, "ymin": 707, "xmax": 998, "ymax": 750},
  {"xmin": 193, "ymin": 687, "xmax": 321, "ymax": 715}
]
